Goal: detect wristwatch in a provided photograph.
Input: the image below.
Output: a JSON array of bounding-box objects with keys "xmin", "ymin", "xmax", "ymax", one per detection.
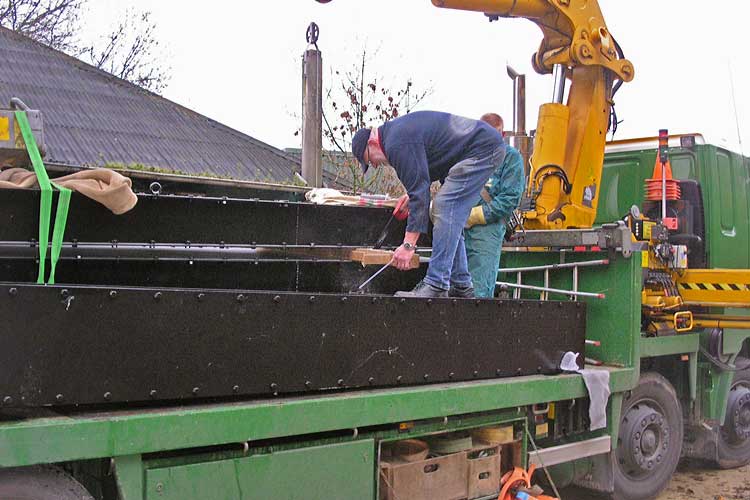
[{"xmin": 402, "ymin": 242, "xmax": 416, "ymax": 251}]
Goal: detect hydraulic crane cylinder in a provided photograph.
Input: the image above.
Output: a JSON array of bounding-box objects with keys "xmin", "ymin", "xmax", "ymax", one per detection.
[{"xmin": 528, "ymin": 103, "xmax": 569, "ymax": 226}]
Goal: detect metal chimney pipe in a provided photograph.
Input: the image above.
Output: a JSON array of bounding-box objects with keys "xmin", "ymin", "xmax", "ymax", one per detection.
[
  {"xmin": 506, "ymin": 65, "xmax": 526, "ymax": 136},
  {"xmin": 506, "ymin": 65, "xmax": 532, "ymax": 177}
]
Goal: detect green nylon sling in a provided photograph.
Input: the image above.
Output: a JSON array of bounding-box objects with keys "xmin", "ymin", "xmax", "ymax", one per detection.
[{"xmin": 15, "ymin": 110, "xmax": 71, "ymax": 284}]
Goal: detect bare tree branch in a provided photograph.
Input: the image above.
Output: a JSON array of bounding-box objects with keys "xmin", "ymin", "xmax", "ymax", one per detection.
[
  {"xmin": 0, "ymin": 0, "xmax": 82, "ymax": 52},
  {"xmin": 81, "ymin": 9, "xmax": 169, "ymax": 93},
  {"xmin": 320, "ymin": 46, "xmax": 433, "ymax": 195},
  {"xmin": 0, "ymin": 0, "xmax": 170, "ymax": 93}
]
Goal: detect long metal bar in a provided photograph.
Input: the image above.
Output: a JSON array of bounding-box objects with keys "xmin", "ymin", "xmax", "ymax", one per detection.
[
  {"xmin": 354, "ymin": 259, "xmax": 394, "ymax": 291},
  {"xmin": 529, "ymin": 435, "xmax": 611, "ymax": 467},
  {"xmin": 515, "ymin": 271, "xmax": 522, "ymax": 299},
  {"xmin": 692, "ymin": 319, "xmax": 750, "ymax": 330},
  {"xmin": 661, "ymin": 161, "xmax": 667, "ymax": 220},
  {"xmin": 688, "ymin": 314, "xmax": 750, "ymax": 321},
  {"xmin": 496, "ymin": 281, "xmax": 605, "ymax": 299},
  {"xmin": 499, "ymin": 259, "xmax": 609, "ymax": 273},
  {"xmin": 0, "ymin": 242, "xmax": 359, "ymax": 263}
]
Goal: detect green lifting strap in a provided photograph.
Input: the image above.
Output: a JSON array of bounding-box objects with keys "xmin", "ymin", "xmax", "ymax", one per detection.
[{"xmin": 15, "ymin": 111, "xmax": 71, "ymax": 284}]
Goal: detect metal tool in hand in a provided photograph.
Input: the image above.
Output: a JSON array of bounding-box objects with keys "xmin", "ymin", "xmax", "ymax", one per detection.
[
  {"xmin": 353, "ymin": 257, "xmax": 394, "ymax": 292},
  {"xmin": 373, "ymin": 214, "xmax": 396, "ymax": 249},
  {"xmin": 373, "ymin": 202, "xmax": 409, "ymax": 249}
]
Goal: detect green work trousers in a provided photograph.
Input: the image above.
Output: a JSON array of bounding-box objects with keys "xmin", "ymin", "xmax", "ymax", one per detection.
[{"xmin": 464, "ymin": 221, "xmax": 506, "ymax": 298}]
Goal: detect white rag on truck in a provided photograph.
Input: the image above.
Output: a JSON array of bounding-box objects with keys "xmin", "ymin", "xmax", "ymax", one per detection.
[
  {"xmin": 305, "ymin": 187, "xmax": 397, "ymax": 208},
  {"xmin": 560, "ymin": 351, "xmax": 611, "ymax": 431}
]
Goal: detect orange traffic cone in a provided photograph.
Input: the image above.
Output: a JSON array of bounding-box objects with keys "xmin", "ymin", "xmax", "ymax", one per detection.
[{"xmin": 644, "ymin": 155, "xmax": 680, "ymax": 201}]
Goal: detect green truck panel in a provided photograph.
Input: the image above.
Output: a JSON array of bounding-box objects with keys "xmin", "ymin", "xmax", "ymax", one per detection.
[
  {"xmin": 600, "ymin": 142, "xmax": 750, "ymax": 425},
  {"xmin": 144, "ymin": 440, "xmax": 375, "ymax": 500},
  {"xmin": 599, "ymin": 143, "xmax": 750, "ymax": 269}
]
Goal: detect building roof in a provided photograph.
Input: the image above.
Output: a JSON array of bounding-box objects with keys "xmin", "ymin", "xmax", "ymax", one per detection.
[
  {"xmin": 284, "ymin": 148, "xmax": 405, "ymax": 195},
  {"xmin": 283, "ymin": 148, "xmax": 355, "ymax": 190},
  {"xmin": 0, "ymin": 26, "xmax": 300, "ymax": 183}
]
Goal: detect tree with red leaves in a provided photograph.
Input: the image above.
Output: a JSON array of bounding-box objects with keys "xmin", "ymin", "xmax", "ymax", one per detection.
[{"xmin": 322, "ymin": 48, "xmax": 432, "ymax": 195}]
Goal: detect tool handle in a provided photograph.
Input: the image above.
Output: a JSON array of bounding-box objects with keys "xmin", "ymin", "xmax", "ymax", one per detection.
[{"xmin": 393, "ymin": 195, "xmax": 410, "ymax": 221}]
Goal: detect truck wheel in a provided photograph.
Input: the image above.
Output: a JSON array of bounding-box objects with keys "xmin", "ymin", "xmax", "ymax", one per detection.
[
  {"xmin": 0, "ymin": 465, "xmax": 93, "ymax": 500},
  {"xmin": 613, "ymin": 372, "xmax": 683, "ymax": 500},
  {"xmin": 717, "ymin": 362, "xmax": 750, "ymax": 469}
]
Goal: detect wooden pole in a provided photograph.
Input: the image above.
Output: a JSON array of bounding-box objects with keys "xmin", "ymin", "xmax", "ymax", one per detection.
[{"xmin": 301, "ymin": 48, "xmax": 323, "ymax": 187}]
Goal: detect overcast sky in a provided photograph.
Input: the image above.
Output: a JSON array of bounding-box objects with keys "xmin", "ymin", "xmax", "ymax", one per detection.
[{"xmin": 84, "ymin": 1, "xmax": 748, "ymax": 156}]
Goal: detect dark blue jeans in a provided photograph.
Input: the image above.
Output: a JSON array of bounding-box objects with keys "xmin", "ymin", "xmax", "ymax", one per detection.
[{"xmin": 424, "ymin": 147, "xmax": 504, "ymax": 290}]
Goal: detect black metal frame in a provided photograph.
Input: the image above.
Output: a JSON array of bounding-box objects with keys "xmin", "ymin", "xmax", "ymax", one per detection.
[
  {"xmin": 0, "ymin": 189, "xmax": 586, "ymax": 409},
  {"xmin": 0, "ymin": 283, "xmax": 585, "ymax": 408}
]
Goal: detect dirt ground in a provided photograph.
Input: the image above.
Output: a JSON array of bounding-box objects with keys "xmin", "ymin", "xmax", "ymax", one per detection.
[
  {"xmin": 561, "ymin": 460, "xmax": 750, "ymax": 500},
  {"xmin": 657, "ymin": 461, "xmax": 750, "ymax": 500}
]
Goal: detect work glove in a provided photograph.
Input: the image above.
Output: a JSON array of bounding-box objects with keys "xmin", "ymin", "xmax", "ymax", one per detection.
[{"xmin": 465, "ymin": 206, "xmax": 486, "ymax": 228}]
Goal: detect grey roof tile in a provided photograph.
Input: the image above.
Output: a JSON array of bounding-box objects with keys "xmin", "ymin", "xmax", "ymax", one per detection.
[{"xmin": 0, "ymin": 27, "xmax": 300, "ymax": 182}]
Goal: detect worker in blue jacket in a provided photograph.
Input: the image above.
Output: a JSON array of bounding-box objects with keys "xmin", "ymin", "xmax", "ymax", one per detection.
[
  {"xmin": 464, "ymin": 113, "xmax": 525, "ymax": 298},
  {"xmin": 351, "ymin": 111, "xmax": 505, "ymax": 298}
]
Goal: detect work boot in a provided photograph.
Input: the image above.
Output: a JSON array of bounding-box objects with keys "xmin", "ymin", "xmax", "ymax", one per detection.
[
  {"xmin": 394, "ymin": 280, "xmax": 448, "ymax": 298},
  {"xmin": 448, "ymin": 284, "xmax": 475, "ymax": 298}
]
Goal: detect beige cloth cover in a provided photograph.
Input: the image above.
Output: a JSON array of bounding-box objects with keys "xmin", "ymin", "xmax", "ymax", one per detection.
[{"xmin": 0, "ymin": 168, "xmax": 137, "ymax": 214}]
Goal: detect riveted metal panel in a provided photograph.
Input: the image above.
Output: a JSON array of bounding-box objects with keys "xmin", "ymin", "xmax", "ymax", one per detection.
[
  {"xmin": 0, "ymin": 190, "xmax": 407, "ymax": 248},
  {"xmin": 0, "ymin": 283, "xmax": 585, "ymax": 408}
]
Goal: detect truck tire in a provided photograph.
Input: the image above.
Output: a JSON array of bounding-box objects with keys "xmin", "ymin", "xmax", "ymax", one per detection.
[
  {"xmin": 613, "ymin": 372, "xmax": 683, "ymax": 500},
  {"xmin": 0, "ymin": 465, "xmax": 94, "ymax": 500},
  {"xmin": 716, "ymin": 361, "xmax": 750, "ymax": 469}
]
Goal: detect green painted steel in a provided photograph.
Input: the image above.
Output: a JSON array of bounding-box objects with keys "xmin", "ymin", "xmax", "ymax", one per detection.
[
  {"xmin": 722, "ymin": 319, "xmax": 750, "ymax": 355},
  {"xmin": 702, "ymin": 362, "xmax": 736, "ymax": 423},
  {"xmin": 498, "ymin": 250, "xmax": 643, "ymax": 456},
  {"xmin": 689, "ymin": 353, "xmax": 698, "ymax": 401},
  {"xmin": 599, "ymin": 143, "xmax": 750, "ymax": 269},
  {"xmin": 501, "ymin": 250, "xmax": 642, "ymax": 373},
  {"xmin": 0, "ymin": 255, "xmax": 642, "ymax": 470},
  {"xmin": 601, "ymin": 143, "xmax": 750, "ymax": 424},
  {"xmin": 608, "ymin": 392, "xmax": 624, "ymax": 450},
  {"xmin": 144, "ymin": 440, "xmax": 375, "ymax": 500},
  {"xmin": 0, "ymin": 368, "xmax": 633, "ymax": 469},
  {"xmin": 640, "ymin": 334, "xmax": 699, "ymax": 358},
  {"xmin": 114, "ymin": 455, "xmax": 144, "ymax": 500}
]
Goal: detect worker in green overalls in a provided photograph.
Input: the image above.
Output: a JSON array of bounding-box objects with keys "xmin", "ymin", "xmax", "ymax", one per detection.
[{"xmin": 463, "ymin": 113, "xmax": 525, "ymax": 298}]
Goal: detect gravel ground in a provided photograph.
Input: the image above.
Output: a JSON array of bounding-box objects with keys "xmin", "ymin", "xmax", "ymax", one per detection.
[{"xmin": 560, "ymin": 460, "xmax": 750, "ymax": 500}]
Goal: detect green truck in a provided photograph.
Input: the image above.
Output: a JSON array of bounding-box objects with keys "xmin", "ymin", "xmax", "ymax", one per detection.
[{"xmin": 0, "ymin": 128, "xmax": 748, "ymax": 500}]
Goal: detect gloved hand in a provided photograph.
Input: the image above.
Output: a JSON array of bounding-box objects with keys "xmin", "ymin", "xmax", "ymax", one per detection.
[
  {"xmin": 393, "ymin": 194, "xmax": 409, "ymax": 220},
  {"xmin": 465, "ymin": 206, "xmax": 486, "ymax": 228}
]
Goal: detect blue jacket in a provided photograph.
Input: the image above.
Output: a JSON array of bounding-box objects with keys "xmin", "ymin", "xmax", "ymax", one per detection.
[
  {"xmin": 378, "ymin": 111, "xmax": 504, "ymax": 233},
  {"xmin": 476, "ymin": 145, "xmax": 525, "ymax": 224}
]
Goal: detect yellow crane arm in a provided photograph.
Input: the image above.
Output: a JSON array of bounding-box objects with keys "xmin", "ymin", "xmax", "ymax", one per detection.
[{"xmin": 434, "ymin": 0, "xmax": 634, "ymax": 229}]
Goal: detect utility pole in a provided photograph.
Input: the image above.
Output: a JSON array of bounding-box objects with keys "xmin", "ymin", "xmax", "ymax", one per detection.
[{"xmin": 301, "ymin": 22, "xmax": 323, "ymax": 187}]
